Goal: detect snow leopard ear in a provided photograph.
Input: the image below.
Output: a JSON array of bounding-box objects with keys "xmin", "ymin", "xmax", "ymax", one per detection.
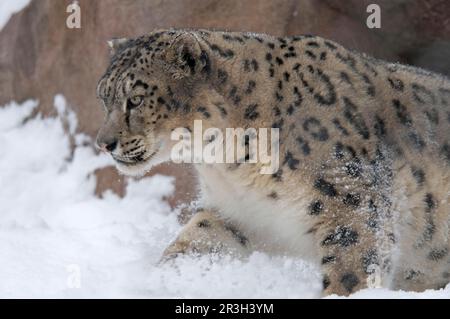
[
  {"xmin": 107, "ymin": 38, "xmax": 129, "ymax": 56},
  {"xmin": 163, "ymin": 33, "xmax": 207, "ymax": 79}
]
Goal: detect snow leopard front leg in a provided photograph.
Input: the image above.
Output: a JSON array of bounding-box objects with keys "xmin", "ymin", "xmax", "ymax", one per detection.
[{"xmin": 161, "ymin": 208, "xmax": 252, "ymax": 261}]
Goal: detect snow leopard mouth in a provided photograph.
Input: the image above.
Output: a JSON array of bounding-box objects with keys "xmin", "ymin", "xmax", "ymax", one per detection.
[{"xmin": 112, "ymin": 150, "xmax": 157, "ymax": 166}]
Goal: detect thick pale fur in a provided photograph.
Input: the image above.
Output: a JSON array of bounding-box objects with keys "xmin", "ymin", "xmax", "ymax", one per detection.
[{"xmin": 96, "ymin": 29, "xmax": 450, "ymax": 296}]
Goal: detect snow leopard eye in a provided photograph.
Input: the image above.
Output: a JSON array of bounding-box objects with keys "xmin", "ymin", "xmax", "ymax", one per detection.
[{"xmin": 127, "ymin": 95, "xmax": 144, "ymax": 110}]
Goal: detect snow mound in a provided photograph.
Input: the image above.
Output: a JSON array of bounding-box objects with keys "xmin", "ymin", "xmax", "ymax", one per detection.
[
  {"xmin": 0, "ymin": 0, "xmax": 31, "ymax": 30},
  {"xmin": 0, "ymin": 97, "xmax": 448, "ymax": 298}
]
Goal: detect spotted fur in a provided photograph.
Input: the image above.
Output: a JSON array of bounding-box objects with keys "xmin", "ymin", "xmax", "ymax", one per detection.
[{"xmin": 96, "ymin": 29, "xmax": 450, "ymax": 296}]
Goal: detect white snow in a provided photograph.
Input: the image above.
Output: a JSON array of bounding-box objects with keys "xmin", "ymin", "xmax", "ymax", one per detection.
[
  {"xmin": 0, "ymin": 97, "xmax": 448, "ymax": 298},
  {"xmin": 0, "ymin": 0, "xmax": 31, "ymax": 31}
]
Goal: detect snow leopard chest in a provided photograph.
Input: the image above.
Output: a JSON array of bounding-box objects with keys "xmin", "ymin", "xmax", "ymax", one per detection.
[{"xmin": 195, "ymin": 165, "xmax": 319, "ymax": 263}]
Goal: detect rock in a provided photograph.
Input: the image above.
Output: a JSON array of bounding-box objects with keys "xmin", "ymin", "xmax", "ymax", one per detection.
[
  {"xmin": 93, "ymin": 163, "xmax": 197, "ymax": 209},
  {"xmin": 94, "ymin": 166, "xmax": 127, "ymax": 198}
]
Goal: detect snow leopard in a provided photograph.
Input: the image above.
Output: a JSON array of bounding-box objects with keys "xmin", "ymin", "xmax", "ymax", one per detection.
[{"xmin": 95, "ymin": 29, "xmax": 450, "ymax": 296}]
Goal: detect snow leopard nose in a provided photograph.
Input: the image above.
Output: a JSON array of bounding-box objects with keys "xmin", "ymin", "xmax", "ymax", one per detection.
[{"xmin": 96, "ymin": 138, "xmax": 118, "ymax": 153}]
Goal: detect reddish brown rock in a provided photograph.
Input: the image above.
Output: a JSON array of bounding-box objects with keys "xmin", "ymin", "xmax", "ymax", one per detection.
[
  {"xmin": 94, "ymin": 166, "xmax": 127, "ymax": 198},
  {"xmin": 93, "ymin": 163, "xmax": 196, "ymax": 208}
]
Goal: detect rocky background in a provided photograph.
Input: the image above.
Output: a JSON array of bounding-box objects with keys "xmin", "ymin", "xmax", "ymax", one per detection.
[{"xmin": 1, "ymin": 0, "xmax": 449, "ymax": 207}]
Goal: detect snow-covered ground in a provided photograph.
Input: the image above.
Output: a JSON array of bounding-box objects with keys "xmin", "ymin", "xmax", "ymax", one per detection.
[
  {"xmin": 0, "ymin": 97, "xmax": 449, "ymax": 298},
  {"xmin": 0, "ymin": 0, "xmax": 31, "ymax": 30}
]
